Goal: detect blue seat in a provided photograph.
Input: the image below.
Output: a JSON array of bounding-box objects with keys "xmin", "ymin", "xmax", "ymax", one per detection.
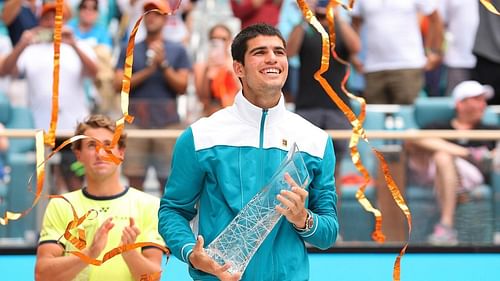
[
  {"xmin": 407, "ymin": 96, "xmax": 496, "ymax": 243},
  {"xmin": 0, "ymin": 92, "xmax": 10, "ymax": 236},
  {"xmin": 0, "ymin": 93, "xmax": 37, "ymax": 241}
]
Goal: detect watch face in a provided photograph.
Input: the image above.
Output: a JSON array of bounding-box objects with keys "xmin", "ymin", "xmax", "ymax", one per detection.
[{"xmin": 306, "ymin": 213, "xmax": 313, "ymax": 229}]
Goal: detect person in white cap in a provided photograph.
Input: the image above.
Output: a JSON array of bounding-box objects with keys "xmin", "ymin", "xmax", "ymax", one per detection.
[{"xmin": 405, "ymin": 80, "xmax": 497, "ymax": 245}]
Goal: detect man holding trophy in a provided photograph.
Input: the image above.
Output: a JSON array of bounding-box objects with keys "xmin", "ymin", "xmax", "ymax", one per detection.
[{"xmin": 159, "ymin": 23, "xmax": 339, "ymax": 280}]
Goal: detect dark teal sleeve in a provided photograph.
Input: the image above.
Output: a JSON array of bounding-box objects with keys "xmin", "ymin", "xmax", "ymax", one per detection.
[
  {"xmin": 158, "ymin": 127, "xmax": 204, "ymax": 263},
  {"xmin": 298, "ymin": 137, "xmax": 339, "ymax": 249}
]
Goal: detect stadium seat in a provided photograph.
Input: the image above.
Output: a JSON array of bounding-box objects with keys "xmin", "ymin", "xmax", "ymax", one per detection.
[
  {"xmin": 0, "ymin": 92, "xmax": 9, "ymax": 238},
  {"xmin": 0, "ymin": 92, "xmax": 37, "ymax": 242}
]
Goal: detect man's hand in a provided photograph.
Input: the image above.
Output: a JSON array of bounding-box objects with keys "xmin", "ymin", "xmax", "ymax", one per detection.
[
  {"xmin": 87, "ymin": 217, "xmax": 114, "ymax": 258},
  {"xmin": 350, "ymin": 55, "xmax": 364, "ymax": 74},
  {"xmin": 18, "ymin": 28, "xmax": 37, "ymax": 47},
  {"xmin": 121, "ymin": 218, "xmax": 141, "ymax": 245},
  {"xmin": 148, "ymin": 40, "xmax": 165, "ymax": 67},
  {"xmin": 61, "ymin": 26, "xmax": 77, "ymax": 47},
  {"xmin": 275, "ymin": 173, "xmax": 309, "ymax": 229},
  {"xmin": 189, "ymin": 235, "xmax": 242, "ymax": 281},
  {"xmin": 424, "ymin": 51, "xmax": 442, "ymax": 71}
]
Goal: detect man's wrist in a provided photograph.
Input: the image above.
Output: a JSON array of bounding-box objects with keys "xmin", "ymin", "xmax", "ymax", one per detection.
[
  {"xmin": 425, "ymin": 47, "xmax": 443, "ymax": 56},
  {"xmin": 293, "ymin": 209, "xmax": 313, "ymax": 231}
]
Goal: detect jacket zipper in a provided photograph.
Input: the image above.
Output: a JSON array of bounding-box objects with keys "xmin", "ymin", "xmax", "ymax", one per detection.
[{"xmin": 259, "ymin": 109, "xmax": 268, "ymax": 188}]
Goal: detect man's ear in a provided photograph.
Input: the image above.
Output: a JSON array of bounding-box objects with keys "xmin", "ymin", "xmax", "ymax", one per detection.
[
  {"xmin": 233, "ymin": 61, "xmax": 244, "ymax": 78},
  {"xmin": 74, "ymin": 149, "xmax": 81, "ymax": 161},
  {"xmin": 118, "ymin": 147, "xmax": 125, "ymax": 159}
]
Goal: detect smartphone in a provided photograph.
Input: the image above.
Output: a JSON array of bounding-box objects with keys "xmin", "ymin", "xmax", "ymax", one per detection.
[
  {"xmin": 208, "ymin": 39, "xmax": 226, "ymax": 63},
  {"xmin": 34, "ymin": 29, "xmax": 54, "ymax": 43}
]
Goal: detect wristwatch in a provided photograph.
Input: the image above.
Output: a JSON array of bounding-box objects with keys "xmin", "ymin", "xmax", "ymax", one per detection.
[
  {"xmin": 295, "ymin": 209, "xmax": 314, "ymax": 231},
  {"xmin": 160, "ymin": 60, "xmax": 170, "ymax": 70}
]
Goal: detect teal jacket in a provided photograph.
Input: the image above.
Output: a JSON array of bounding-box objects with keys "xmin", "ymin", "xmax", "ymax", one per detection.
[{"xmin": 159, "ymin": 92, "xmax": 338, "ymax": 280}]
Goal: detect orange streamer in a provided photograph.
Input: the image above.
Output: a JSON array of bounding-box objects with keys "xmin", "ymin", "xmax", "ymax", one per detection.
[
  {"xmin": 480, "ymin": 0, "xmax": 500, "ymax": 14},
  {"xmin": 0, "ymin": 130, "xmax": 45, "ymax": 225},
  {"xmin": 50, "ymin": 195, "xmax": 169, "ymax": 280},
  {"xmin": 140, "ymin": 271, "xmax": 162, "ymax": 281},
  {"xmin": 295, "ymin": 0, "xmax": 412, "ymax": 280},
  {"xmin": 67, "ymin": 242, "xmax": 170, "ymax": 266},
  {"xmin": 295, "ymin": 0, "xmax": 386, "ymax": 242},
  {"xmin": 113, "ymin": 4, "xmax": 180, "ymax": 148},
  {"xmin": 51, "ymin": 194, "xmax": 98, "ymax": 250},
  {"xmin": 0, "ymin": 134, "xmax": 123, "ymax": 225},
  {"xmin": 44, "ymin": 0, "xmax": 64, "ymax": 147}
]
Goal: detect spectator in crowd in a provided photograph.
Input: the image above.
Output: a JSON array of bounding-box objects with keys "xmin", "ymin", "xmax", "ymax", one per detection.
[
  {"xmin": 472, "ymin": 0, "xmax": 500, "ymax": 105},
  {"xmin": 193, "ymin": 23, "xmax": 240, "ymax": 116},
  {"xmin": 1, "ymin": 0, "xmax": 39, "ymax": 45},
  {"xmin": 116, "ymin": 0, "xmax": 192, "ymax": 44},
  {"xmin": 68, "ymin": 0, "xmax": 113, "ymax": 48},
  {"xmin": 67, "ymin": 0, "xmax": 118, "ymax": 28},
  {"xmin": 114, "ymin": 0, "xmax": 191, "ymax": 191},
  {"xmin": 438, "ymin": 0, "xmax": 479, "ymax": 96},
  {"xmin": 0, "ymin": 2, "xmax": 98, "ymax": 193},
  {"xmin": 405, "ymin": 80, "xmax": 497, "ymax": 245},
  {"xmin": 68, "ymin": 0, "xmax": 116, "ymax": 115},
  {"xmin": 351, "ymin": 0, "xmax": 444, "ymax": 104},
  {"xmin": 35, "ymin": 114, "xmax": 165, "ymax": 281},
  {"xmin": 159, "ymin": 23, "xmax": 338, "ymax": 280},
  {"xmin": 230, "ymin": 0, "xmax": 282, "ymax": 29}
]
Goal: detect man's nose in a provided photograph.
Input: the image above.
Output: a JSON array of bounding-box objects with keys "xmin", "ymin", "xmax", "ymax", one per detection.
[{"xmin": 265, "ymin": 51, "xmax": 278, "ymax": 63}]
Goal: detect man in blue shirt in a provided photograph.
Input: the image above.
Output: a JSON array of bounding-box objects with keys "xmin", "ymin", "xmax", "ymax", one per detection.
[
  {"xmin": 114, "ymin": 0, "xmax": 192, "ymax": 192},
  {"xmin": 159, "ymin": 23, "xmax": 338, "ymax": 281}
]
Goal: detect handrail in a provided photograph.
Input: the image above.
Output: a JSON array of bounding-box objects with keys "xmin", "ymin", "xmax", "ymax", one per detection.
[{"xmin": 1, "ymin": 129, "xmax": 500, "ymax": 140}]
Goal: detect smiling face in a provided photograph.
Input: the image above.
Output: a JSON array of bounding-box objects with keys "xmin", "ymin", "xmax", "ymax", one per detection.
[
  {"xmin": 74, "ymin": 127, "xmax": 124, "ymax": 181},
  {"xmin": 233, "ymin": 35, "xmax": 288, "ymax": 108}
]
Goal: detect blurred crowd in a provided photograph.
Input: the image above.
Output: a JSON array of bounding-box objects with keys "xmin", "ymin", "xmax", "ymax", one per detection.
[{"xmin": 0, "ymin": 0, "xmax": 498, "ymax": 195}]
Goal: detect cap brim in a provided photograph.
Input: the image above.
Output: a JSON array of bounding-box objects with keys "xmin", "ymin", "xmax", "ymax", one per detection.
[{"xmin": 482, "ymin": 85, "xmax": 494, "ymax": 100}]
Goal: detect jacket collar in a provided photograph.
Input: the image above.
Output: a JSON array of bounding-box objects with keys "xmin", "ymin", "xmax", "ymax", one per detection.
[{"xmin": 233, "ymin": 91, "xmax": 287, "ymax": 128}]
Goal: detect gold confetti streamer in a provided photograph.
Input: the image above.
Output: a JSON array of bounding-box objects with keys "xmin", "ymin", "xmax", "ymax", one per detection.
[
  {"xmin": 0, "ymin": 131, "xmax": 45, "ymax": 225},
  {"xmin": 44, "ymin": 0, "xmax": 65, "ymax": 147},
  {"xmin": 112, "ymin": 2, "xmax": 180, "ymax": 148},
  {"xmin": 480, "ymin": 0, "xmax": 500, "ymax": 14},
  {"xmin": 295, "ymin": 0, "xmax": 412, "ymax": 280},
  {"xmin": 0, "ymin": 134, "xmax": 123, "ymax": 225}
]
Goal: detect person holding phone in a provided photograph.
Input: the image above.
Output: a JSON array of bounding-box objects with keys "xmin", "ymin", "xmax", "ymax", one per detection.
[
  {"xmin": 194, "ymin": 23, "xmax": 240, "ymax": 116},
  {"xmin": 0, "ymin": 2, "xmax": 99, "ymax": 194}
]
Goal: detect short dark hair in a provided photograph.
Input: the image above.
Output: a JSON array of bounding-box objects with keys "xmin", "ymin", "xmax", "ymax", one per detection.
[
  {"xmin": 209, "ymin": 23, "xmax": 232, "ymax": 40},
  {"xmin": 78, "ymin": 0, "xmax": 98, "ymax": 10},
  {"xmin": 231, "ymin": 23, "xmax": 286, "ymax": 65},
  {"xmin": 71, "ymin": 114, "xmax": 127, "ymax": 151}
]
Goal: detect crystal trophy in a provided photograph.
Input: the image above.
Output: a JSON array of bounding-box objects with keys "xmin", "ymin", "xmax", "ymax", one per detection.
[{"xmin": 205, "ymin": 143, "xmax": 310, "ymax": 275}]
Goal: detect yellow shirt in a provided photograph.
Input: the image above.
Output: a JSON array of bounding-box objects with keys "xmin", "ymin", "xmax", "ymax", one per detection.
[{"xmin": 39, "ymin": 187, "xmax": 165, "ymax": 281}]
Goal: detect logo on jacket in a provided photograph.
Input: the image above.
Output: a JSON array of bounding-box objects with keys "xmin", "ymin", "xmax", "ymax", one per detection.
[{"xmin": 282, "ymin": 139, "xmax": 288, "ymax": 147}]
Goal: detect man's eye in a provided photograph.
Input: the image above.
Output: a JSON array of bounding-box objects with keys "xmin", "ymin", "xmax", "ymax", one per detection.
[{"xmin": 275, "ymin": 49, "xmax": 286, "ymax": 56}]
